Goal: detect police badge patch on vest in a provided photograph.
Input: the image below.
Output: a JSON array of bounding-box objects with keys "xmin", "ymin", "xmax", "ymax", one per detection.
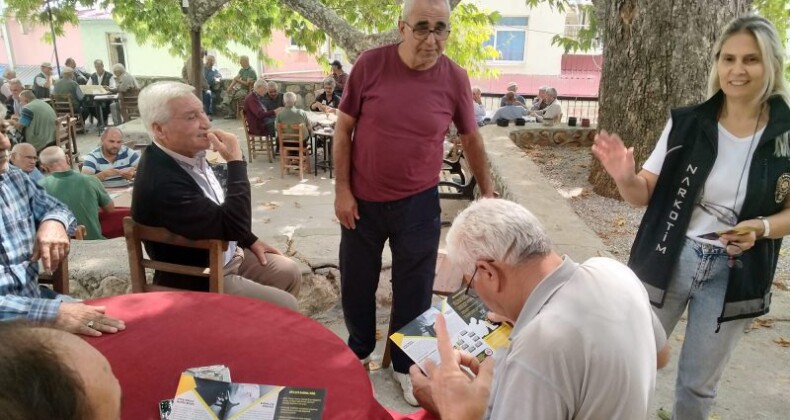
[{"xmin": 775, "ymin": 173, "xmax": 790, "ymax": 203}]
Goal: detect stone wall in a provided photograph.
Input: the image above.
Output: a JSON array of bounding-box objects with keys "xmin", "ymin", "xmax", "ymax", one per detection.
[{"xmin": 509, "ymin": 123, "xmax": 597, "ymax": 148}]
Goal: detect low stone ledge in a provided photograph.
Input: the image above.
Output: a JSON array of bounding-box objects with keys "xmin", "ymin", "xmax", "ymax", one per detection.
[
  {"xmin": 509, "ymin": 123, "xmax": 596, "ymax": 148},
  {"xmin": 480, "ymin": 125, "xmax": 611, "ymax": 261}
]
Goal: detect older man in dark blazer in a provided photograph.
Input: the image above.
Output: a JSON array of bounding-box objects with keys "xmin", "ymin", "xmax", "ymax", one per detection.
[{"xmin": 132, "ymin": 81, "xmax": 300, "ymax": 309}]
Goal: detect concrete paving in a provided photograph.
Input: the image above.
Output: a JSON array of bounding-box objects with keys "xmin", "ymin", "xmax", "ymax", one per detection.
[{"xmin": 70, "ymin": 122, "xmax": 789, "ymax": 418}]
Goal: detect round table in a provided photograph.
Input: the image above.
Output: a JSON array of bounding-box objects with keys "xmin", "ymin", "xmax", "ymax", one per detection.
[{"xmin": 85, "ymin": 292, "xmax": 393, "ymax": 420}]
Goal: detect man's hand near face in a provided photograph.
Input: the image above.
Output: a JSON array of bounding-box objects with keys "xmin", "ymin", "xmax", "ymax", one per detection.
[{"xmin": 208, "ymin": 130, "xmax": 243, "ymax": 162}]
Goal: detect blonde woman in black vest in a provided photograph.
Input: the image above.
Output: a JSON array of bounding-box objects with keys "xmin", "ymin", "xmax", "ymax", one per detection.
[{"xmin": 593, "ymin": 15, "xmax": 790, "ymax": 420}]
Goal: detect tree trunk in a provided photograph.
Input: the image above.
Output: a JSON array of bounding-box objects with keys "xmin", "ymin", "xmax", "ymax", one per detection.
[
  {"xmin": 190, "ymin": 28, "xmax": 202, "ymax": 97},
  {"xmin": 589, "ymin": 0, "xmax": 751, "ymax": 198}
]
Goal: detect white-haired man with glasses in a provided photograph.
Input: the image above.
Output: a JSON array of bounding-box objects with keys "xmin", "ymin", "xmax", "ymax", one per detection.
[
  {"xmin": 410, "ymin": 199, "xmax": 669, "ymax": 419},
  {"xmin": 334, "ymin": 0, "xmax": 495, "ymax": 406}
]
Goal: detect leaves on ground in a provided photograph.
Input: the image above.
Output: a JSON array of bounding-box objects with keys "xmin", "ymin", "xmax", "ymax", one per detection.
[
  {"xmin": 259, "ymin": 202, "xmax": 280, "ymax": 210},
  {"xmin": 747, "ymin": 318, "xmax": 775, "ymax": 332},
  {"xmin": 773, "ymin": 337, "xmax": 790, "ymax": 347}
]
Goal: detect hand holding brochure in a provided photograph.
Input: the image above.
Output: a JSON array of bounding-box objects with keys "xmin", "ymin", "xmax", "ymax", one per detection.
[{"xmin": 390, "ymin": 290, "xmax": 512, "ymax": 372}]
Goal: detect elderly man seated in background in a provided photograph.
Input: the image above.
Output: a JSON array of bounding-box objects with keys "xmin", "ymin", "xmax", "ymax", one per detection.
[
  {"xmin": 0, "ymin": 323, "xmax": 122, "ymax": 419},
  {"xmin": 491, "ymin": 91, "xmax": 527, "ymax": 122},
  {"xmin": 531, "ymin": 86, "xmax": 549, "ymax": 111},
  {"xmin": 9, "ymin": 143, "xmax": 43, "ymax": 182},
  {"xmin": 260, "ymin": 81, "xmax": 284, "ymax": 137},
  {"xmin": 472, "ymin": 86, "xmax": 487, "ymax": 126},
  {"xmin": 0, "ymin": 131, "xmax": 125, "ymax": 336},
  {"xmin": 223, "ymin": 55, "xmax": 257, "ymax": 119},
  {"xmin": 15, "ymin": 90, "xmax": 57, "ymax": 152},
  {"xmin": 53, "ymin": 67, "xmax": 88, "ymax": 121},
  {"xmin": 5, "ymin": 78, "xmax": 23, "ymax": 119},
  {"xmin": 243, "ymin": 80, "xmax": 281, "ymax": 138},
  {"xmin": 204, "ymin": 55, "xmax": 223, "ymax": 116},
  {"xmin": 1, "ymin": 69, "xmax": 16, "ymax": 101},
  {"xmin": 133, "ymin": 81, "xmax": 300, "ymax": 308},
  {"xmin": 64, "ymin": 58, "xmax": 92, "ymax": 85},
  {"xmin": 109, "ymin": 63, "xmax": 139, "ymax": 125},
  {"xmin": 329, "ymin": 60, "xmax": 348, "ymax": 96},
  {"xmin": 275, "ymin": 92, "xmax": 311, "ymax": 143},
  {"xmin": 182, "ymin": 54, "xmax": 212, "ymax": 118},
  {"xmin": 499, "ymin": 82, "xmax": 525, "ymax": 107},
  {"xmin": 39, "ymin": 146, "xmax": 115, "ymax": 240},
  {"xmin": 530, "ymin": 87, "xmax": 562, "ymax": 123},
  {"xmin": 81, "ymin": 127, "xmax": 139, "ymax": 182},
  {"xmin": 33, "ymin": 62, "xmax": 54, "ymax": 99},
  {"xmin": 410, "ymin": 199, "xmax": 668, "ymax": 419},
  {"xmin": 310, "ymin": 77, "xmax": 341, "ymax": 113}
]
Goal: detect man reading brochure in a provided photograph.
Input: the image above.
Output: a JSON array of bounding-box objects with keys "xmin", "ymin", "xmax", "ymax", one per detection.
[{"xmin": 409, "ymin": 199, "xmax": 669, "ymax": 419}]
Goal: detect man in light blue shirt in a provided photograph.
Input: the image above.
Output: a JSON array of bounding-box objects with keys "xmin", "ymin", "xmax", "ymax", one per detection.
[{"xmin": 9, "ymin": 143, "xmax": 44, "ymax": 182}]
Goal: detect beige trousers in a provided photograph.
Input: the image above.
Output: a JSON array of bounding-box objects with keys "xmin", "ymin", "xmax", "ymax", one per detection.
[{"xmin": 223, "ymin": 248, "xmax": 302, "ymax": 311}]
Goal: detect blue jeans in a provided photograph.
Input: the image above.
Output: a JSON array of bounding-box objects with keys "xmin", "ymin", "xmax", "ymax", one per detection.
[
  {"xmin": 655, "ymin": 238, "xmax": 751, "ymax": 420},
  {"xmin": 339, "ymin": 187, "xmax": 441, "ymax": 373},
  {"xmin": 202, "ymin": 90, "xmax": 213, "ymax": 115}
]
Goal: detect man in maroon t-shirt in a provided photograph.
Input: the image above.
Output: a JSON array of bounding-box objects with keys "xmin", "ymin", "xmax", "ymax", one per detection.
[{"xmin": 333, "ymin": 0, "xmax": 495, "ymax": 407}]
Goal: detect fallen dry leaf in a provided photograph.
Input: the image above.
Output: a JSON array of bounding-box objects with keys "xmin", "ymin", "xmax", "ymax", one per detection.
[
  {"xmin": 259, "ymin": 202, "xmax": 280, "ymax": 210},
  {"xmin": 773, "ymin": 337, "xmax": 790, "ymax": 347},
  {"xmin": 773, "ymin": 280, "xmax": 789, "ymax": 291},
  {"xmin": 613, "ymin": 217, "xmax": 626, "ymax": 227},
  {"xmin": 747, "ymin": 318, "xmax": 775, "ymax": 332}
]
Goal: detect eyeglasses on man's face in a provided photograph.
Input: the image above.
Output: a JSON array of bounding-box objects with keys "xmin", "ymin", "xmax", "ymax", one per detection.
[
  {"xmin": 463, "ymin": 238, "xmax": 520, "ymax": 298},
  {"xmin": 402, "ymin": 21, "xmax": 451, "ymax": 41}
]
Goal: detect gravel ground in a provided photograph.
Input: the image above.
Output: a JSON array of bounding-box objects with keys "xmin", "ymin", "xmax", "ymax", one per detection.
[{"xmin": 522, "ymin": 145, "xmax": 790, "ymax": 288}]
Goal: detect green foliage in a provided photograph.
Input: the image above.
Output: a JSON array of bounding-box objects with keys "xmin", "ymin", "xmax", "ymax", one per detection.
[
  {"xmin": 445, "ymin": 4, "xmax": 501, "ymax": 77},
  {"xmin": 6, "ymin": 0, "xmax": 501, "ymax": 77},
  {"xmin": 753, "ymin": 0, "xmax": 789, "ymax": 48},
  {"xmin": 526, "ymin": 0, "xmax": 599, "ymax": 54}
]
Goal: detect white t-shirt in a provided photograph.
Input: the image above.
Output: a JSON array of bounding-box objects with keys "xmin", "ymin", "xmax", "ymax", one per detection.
[
  {"xmin": 643, "ymin": 119, "xmax": 765, "ymax": 246},
  {"xmin": 486, "ymin": 257, "xmax": 665, "ymax": 420}
]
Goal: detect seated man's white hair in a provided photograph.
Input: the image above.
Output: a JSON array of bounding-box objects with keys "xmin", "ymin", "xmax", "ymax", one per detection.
[
  {"xmin": 39, "ymin": 146, "xmax": 66, "ymax": 166},
  {"xmin": 253, "ymin": 79, "xmax": 267, "ymax": 90},
  {"xmin": 446, "ymin": 198, "xmax": 553, "ymax": 276},
  {"xmin": 546, "ymin": 87, "xmax": 558, "ymax": 98},
  {"xmin": 283, "ymin": 91, "xmax": 297, "ymax": 106},
  {"xmin": 472, "ymin": 86, "xmax": 482, "ymax": 94},
  {"xmin": 112, "ymin": 63, "xmax": 125, "ymax": 73},
  {"xmin": 10, "ymin": 142, "xmax": 34, "ymax": 156},
  {"xmin": 267, "ymin": 81, "xmax": 279, "ymax": 89},
  {"xmin": 138, "ymin": 82, "xmax": 196, "ymax": 138},
  {"xmin": 322, "ymin": 77, "xmax": 335, "ymax": 88}
]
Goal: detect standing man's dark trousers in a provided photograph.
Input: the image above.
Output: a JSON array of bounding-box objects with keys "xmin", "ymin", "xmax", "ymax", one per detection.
[{"xmin": 340, "ymin": 187, "xmax": 441, "ymax": 373}]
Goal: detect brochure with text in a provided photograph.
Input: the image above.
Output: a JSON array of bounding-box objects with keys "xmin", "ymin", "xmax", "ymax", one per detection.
[
  {"xmin": 390, "ymin": 290, "xmax": 512, "ymax": 371},
  {"xmin": 169, "ymin": 374, "xmax": 326, "ymax": 420}
]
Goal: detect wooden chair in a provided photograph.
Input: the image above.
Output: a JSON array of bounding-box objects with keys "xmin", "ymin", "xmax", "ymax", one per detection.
[
  {"xmin": 277, "ymin": 123, "xmax": 311, "ymax": 179},
  {"xmin": 119, "ymin": 89, "xmax": 141, "ymax": 122},
  {"xmin": 38, "ymin": 225, "xmax": 86, "ymax": 295},
  {"xmin": 241, "ymin": 112, "xmax": 274, "ymax": 163},
  {"xmin": 50, "ymin": 94, "xmax": 85, "ymax": 134},
  {"xmin": 53, "ymin": 116, "xmax": 77, "ymax": 167},
  {"xmin": 381, "ymin": 251, "xmax": 460, "ymax": 369},
  {"xmin": 122, "ymin": 217, "xmax": 228, "ymax": 293}
]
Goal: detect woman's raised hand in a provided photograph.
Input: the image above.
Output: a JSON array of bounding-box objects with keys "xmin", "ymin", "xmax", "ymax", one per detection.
[{"xmin": 591, "ymin": 130, "xmax": 636, "ymax": 183}]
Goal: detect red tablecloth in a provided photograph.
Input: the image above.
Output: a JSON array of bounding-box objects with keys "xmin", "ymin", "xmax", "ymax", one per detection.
[{"xmin": 85, "ymin": 292, "xmax": 394, "ymax": 420}]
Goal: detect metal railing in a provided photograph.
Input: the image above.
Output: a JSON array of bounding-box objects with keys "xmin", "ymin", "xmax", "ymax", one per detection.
[{"xmin": 481, "ymin": 93, "xmax": 599, "ymax": 125}]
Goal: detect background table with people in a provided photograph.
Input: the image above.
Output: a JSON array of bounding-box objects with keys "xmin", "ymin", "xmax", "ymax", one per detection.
[
  {"xmin": 306, "ymin": 111, "xmax": 336, "ymax": 177},
  {"xmin": 84, "ymin": 291, "xmax": 395, "ymax": 420}
]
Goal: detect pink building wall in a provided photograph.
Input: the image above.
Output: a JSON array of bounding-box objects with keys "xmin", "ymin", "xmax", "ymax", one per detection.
[
  {"xmin": 261, "ymin": 31, "xmax": 329, "ymax": 79},
  {"xmin": 0, "ymin": 20, "xmax": 85, "ymax": 67}
]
